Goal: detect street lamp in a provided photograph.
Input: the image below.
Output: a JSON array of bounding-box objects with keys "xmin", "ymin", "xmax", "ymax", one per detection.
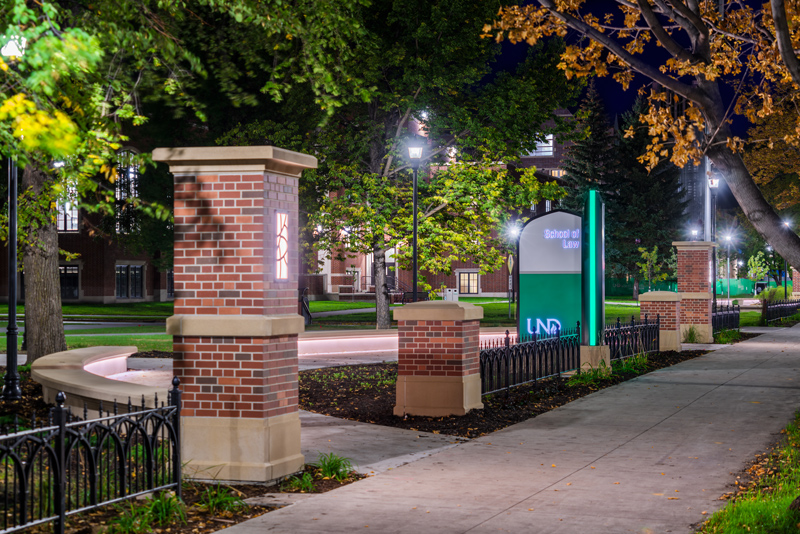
[
  {"xmin": 724, "ymin": 234, "xmax": 732, "ymax": 303},
  {"xmin": 2, "ymin": 33, "xmax": 25, "ymax": 401},
  {"xmin": 691, "ymin": 229, "xmax": 699, "ymax": 241},
  {"xmin": 407, "ymin": 136, "xmax": 423, "ymax": 303},
  {"xmin": 708, "ymin": 176, "xmax": 720, "ymax": 309},
  {"xmin": 784, "ymin": 221, "xmax": 791, "ymax": 299}
]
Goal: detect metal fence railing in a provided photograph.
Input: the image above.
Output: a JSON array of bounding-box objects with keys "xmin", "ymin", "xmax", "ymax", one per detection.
[
  {"xmin": 603, "ymin": 315, "xmax": 660, "ymax": 360},
  {"xmin": 763, "ymin": 299, "xmax": 800, "ymax": 323},
  {"xmin": 712, "ymin": 304, "xmax": 740, "ymax": 333},
  {"xmin": 0, "ymin": 379, "xmax": 182, "ymax": 534},
  {"xmin": 479, "ymin": 324, "xmax": 581, "ymax": 396}
]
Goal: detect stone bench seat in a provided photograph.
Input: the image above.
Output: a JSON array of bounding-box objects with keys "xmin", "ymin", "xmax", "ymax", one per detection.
[{"xmin": 32, "ymin": 346, "xmax": 170, "ymax": 416}]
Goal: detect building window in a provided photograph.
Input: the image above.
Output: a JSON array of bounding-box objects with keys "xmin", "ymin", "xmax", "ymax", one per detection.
[
  {"xmin": 276, "ymin": 212, "xmax": 289, "ymax": 280},
  {"xmin": 550, "ymin": 169, "xmax": 566, "ymax": 178},
  {"xmin": 116, "ymin": 150, "xmax": 140, "ymax": 234},
  {"xmin": 116, "ymin": 264, "xmax": 144, "ymax": 298},
  {"xmin": 527, "ymin": 134, "xmax": 554, "ymax": 157},
  {"xmin": 167, "ymin": 269, "xmax": 175, "ymax": 298},
  {"xmin": 59, "ymin": 265, "xmax": 79, "ymax": 299},
  {"xmin": 545, "ymin": 200, "xmax": 552, "ymax": 212},
  {"xmin": 56, "ymin": 184, "xmax": 78, "ymax": 232},
  {"xmin": 458, "ymin": 272, "xmax": 479, "ymax": 295}
]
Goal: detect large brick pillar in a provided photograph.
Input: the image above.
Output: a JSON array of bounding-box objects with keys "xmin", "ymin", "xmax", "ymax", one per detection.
[
  {"xmin": 639, "ymin": 292, "xmax": 681, "ymax": 352},
  {"xmin": 674, "ymin": 241, "xmax": 715, "ymax": 343},
  {"xmin": 793, "ymin": 268, "xmax": 800, "ymax": 297},
  {"xmin": 392, "ymin": 301, "xmax": 484, "ymax": 417},
  {"xmin": 154, "ymin": 146, "xmax": 316, "ymax": 483}
]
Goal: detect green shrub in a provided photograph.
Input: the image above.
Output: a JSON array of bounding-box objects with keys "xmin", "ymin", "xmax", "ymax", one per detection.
[
  {"xmin": 148, "ymin": 491, "xmax": 186, "ymax": 526},
  {"xmin": 757, "ymin": 286, "xmax": 792, "ymax": 301},
  {"xmin": 104, "ymin": 502, "xmax": 152, "ymax": 534},
  {"xmin": 714, "ymin": 330, "xmax": 743, "ymax": 344},
  {"xmin": 613, "ymin": 353, "xmax": 649, "ymax": 374},
  {"xmin": 567, "ymin": 361, "xmax": 611, "ymax": 387},
  {"xmin": 313, "ymin": 453, "xmax": 354, "ymax": 482},
  {"xmin": 282, "ymin": 472, "xmax": 316, "ymax": 492},
  {"xmin": 683, "ymin": 325, "xmax": 699, "ymax": 343},
  {"xmin": 197, "ymin": 484, "xmax": 246, "ymax": 515}
]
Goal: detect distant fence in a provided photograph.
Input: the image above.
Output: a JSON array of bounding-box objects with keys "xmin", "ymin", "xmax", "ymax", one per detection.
[
  {"xmin": 712, "ymin": 304, "xmax": 740, "ymax": 334},
  {"xmin": 603, "ymin": 315, "xmax": 660, "ymax": 360},
  {"xmin": 479, "ymin": 324, "xmax": 581, "ymax": 396},
  {"xmin": 0, "ymin": 380, "xmax": 181, "ymax": 534},
  {"xmin": 763, "ymin": 299, "xmax": 800, "ymax": 324}
]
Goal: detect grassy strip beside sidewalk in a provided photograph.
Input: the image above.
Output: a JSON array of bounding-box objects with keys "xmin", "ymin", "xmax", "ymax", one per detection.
[{"xmin": 699, "ymin": 412, "xmax": 800, "ymax": 533}]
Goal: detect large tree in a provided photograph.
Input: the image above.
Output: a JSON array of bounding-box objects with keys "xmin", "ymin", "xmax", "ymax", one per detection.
[
  {"xmin": 220, "ymin": 0, "xmax": 582, "ymax": 329},
  {"xmin": 486, "ymin": 1, "xmax": 800, "ymax": 275},
  {"xmin": 0, "ymin": 0, "xmax": 375, "ymax": 361}
]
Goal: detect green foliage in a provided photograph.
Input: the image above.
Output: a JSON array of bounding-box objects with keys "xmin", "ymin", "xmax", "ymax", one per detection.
[
  {"xmin": 714, "ymin": 330, "xmax": 743, "ymax": 344},
  {"xmin": 148, "ymin": 492, "xmax": 186, "ymax": 526},
  {"xmin": 699, "ymin": 415, "xmax": 800, "ymax": 533},
  {"xmin": 636, "ymin": 246, "xmax": 669, "ymax": 291},
  {"xmin": 756, "ymin": 286, "xmax": 791, "ymax": 301},
  {"xmin": 613, "ymin": 353, "xmax": 649, "ymax": 374},
  {"xmin": 312, "ymin": 453, "xmax": 354, "ymax": 482},
  {"xmin": 567, "ymin": 361, "xmax": 611, "ymax": 387},
  {"xmin": 282, "ymin": 472, "xmax": 316, "ymax": 493},
  {"xmin": 196, "ymin": 484, "xmax": 246, "ymax": 515},
  {"xmin": 683, "ymin": 326, "xmax": 699, "ymax": 344},
  {"xmin": 747, "ymin": 252, "xmax": 770, "ymax": 286},
  {"xmin": 104, "ymin": 502, "xmax": 153, "ymax": 534}
]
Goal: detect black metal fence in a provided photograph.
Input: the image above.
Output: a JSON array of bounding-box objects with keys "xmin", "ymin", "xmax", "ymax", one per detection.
[
  {"xmin": 712, "ymin": 304, "xmax": 740, "ymax": 333},
  {"xmin": 479, "ymin": 323, "xmax": 581, "ymax": 396},
  {"xmin": 763, "ymin": 299, "xmax": 800, "ymax": 323},
  {"xmin": 0, "ymin": 379, "xmax": 182, "ymax": 534},
  {"xmin": 603, "ymin": 315, "xmax": 660, "ymax": 360}
]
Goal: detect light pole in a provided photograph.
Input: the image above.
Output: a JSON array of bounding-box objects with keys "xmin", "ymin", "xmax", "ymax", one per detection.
[
  {"xmin": 724, "ymin": 234, "xmax": 732, "ymax": 303},
  {"xmin": 784, "ymin": 221, "xmax": 791, "ymax": 299},
  {"xmin": 407, "ymin": 136, "xmax": 423, "ymax": 303},
  {"xmin": 2, "ymin": 34, "xmax": 25, "ymax": 401},
  {"xmin": 708, "ymin": 176, "xmax": 720, "ymax": 309},
  {"xmin": 691, "ymin": 229, "xmax": 699, "ymax": 241}
]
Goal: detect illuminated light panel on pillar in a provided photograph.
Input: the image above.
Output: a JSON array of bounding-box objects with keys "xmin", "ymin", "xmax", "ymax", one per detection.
[
  {"xmin": 589, "ymin": 190, "xmax": 597, "ymax": 346},
  {"xmin": 276, "ymin": 212, "xmax": 289, "ymax": 279}
]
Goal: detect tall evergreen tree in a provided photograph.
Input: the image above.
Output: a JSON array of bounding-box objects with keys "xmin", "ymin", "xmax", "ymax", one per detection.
[
  {"xmin": 560, "ymin": 81, "xmax": 617, "ymax": 213},
  {"xmin": 608, "ymin": 98, "xmax": 686, "ymax": 299}
]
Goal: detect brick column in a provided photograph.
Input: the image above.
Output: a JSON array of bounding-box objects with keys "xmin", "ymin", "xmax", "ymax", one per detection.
[
  {"xmin": 793, "ymin": 269, "xmax": 800, "ymax": 297},
  {"xmin": 674, "ymin": 241, "xmax": 715, "ymax": 343},
  {"xmin": 154, "ymin": 146, "xmax": 316, "ymax": 483},
  {"xmin": 392, "ymin": 301, "xmax": 484, "ymax": 417},
  {"xmin": 639, "ymin": 291, "xmax": 681, "ymax": 352}
]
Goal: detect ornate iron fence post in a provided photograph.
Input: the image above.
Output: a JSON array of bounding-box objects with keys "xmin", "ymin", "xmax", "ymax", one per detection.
[
  {"xmin": 170, "ymin": 377, "xmax": 182, "ymax": 500},
  {"xmin": 53, "ymin": 392, "xmax": 67, "ymax": 534},
  {"xmin": 656, "ymin": 315, "xmax": 661, "ymax": 351}
]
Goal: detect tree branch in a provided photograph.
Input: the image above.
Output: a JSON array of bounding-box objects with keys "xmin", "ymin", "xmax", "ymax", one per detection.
[
  {"xmin": 770, "ymin": 0, "xmax": 800, "ymax": 87},
  {"xmin": 381, "ymin": 86, "xmax": 422, "ymax": 178},
  {"xmin": 636, "ymin": 0, "xmax": 705, "ymax": 63}
]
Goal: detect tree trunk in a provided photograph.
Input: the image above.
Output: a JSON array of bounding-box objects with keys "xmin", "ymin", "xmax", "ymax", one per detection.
[
  {"xmin": 21, "ymin": 167, "xmax": 67, "ymax": 363},
  {"xmin": 632, "ymin": 278, "xmax": 639, "ymax": 301},
  {"xmin": 374, "ymin": 245, "xmax": 392, "ymax": 330}
]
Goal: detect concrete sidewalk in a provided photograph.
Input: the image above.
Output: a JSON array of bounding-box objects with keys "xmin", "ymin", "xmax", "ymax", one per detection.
[{"xmin": 221, "ymin": 326, "xmax": 800, "ymax": 534}]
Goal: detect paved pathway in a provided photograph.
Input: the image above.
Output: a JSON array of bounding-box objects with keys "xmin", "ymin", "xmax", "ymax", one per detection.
[{"xmin": 221, "ymin": 326, "xmax": 800, "ymax": 534}]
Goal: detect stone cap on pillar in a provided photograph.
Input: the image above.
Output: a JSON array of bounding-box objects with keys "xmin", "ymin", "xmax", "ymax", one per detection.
[
  {"xmin": 153, "ymin": 146, "xmax": 317, "ymax": 177},
  {"xmin": 167, "ymin": 314, "xmax": 305, "ymax": 337},
  {"xmin": 638, "ymin": 291, "xmax": 681, "ymax": 302},
  {"xmin": 672, "ymin": 241, "xmax": 717, "ymax": 250},
  {"xmin": 392, "ymin": 301, "xmax": 484, "ymax": 322}
]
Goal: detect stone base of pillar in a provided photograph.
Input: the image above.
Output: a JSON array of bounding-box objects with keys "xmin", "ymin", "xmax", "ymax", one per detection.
[
  {"xmin": 793, "ymin": 292, "xmax": 800, "ymax": 298},
  {"xmin": 680, "ymin": 323, "xmax": 713, "ymax": 344},
  {"xmin": 658, "ymin": 330, "xmax": 682, "ymax": 352},
  {"xmin": 579, "ymin": 345, "xmax": 610, "ymax": 371},
  {"xmin": 393, "ymin": 374, "xmax": 483, "ymax": 417},
  {"xmin": 182, "ymin": 412, "xmax": 303, "ymax": 483}
]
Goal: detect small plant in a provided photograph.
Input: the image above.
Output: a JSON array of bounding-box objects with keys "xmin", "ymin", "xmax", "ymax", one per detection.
[
  {"xmin": 282, "ymin": 472, "xmax": 316, "ymax": 493},
  {"xmin": 104, "ymin": 501, "xmax": 153, "ymax": 534},
  {"xmin": 197, "ymin": 483, "xmax": 246, "ymax": 515},
  {"xmin": 714, "ymin": 330, "xmax": 743, "ymax": 344},
  {"xmin": 683, "ymin": 325, "xmax": 699, "ymax": 343},
  {"xmin": 148, "ymin": 491, "xmax": 186, "ymax": 526},
  {"xmin": 613, "ymin": 353, "xmax": 649, "ymax": 374},
  {"xmin": 313, "ymin": 453, "xmax": 354, "ymax": 482},
  {"xmin": 567, "ymin": 361, "xmax": 611, "ymax": 387}
]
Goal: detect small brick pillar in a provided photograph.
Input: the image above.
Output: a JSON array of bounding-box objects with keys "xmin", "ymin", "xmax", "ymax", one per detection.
[
  {"xmin": 392, "ymin": 301, "xmax": 484, "ymax": 417},
  {"xmin": 793, "ymin": 269, "xmax": 800, "ymax": 297},
  {"xmin": 154, "ymin": 146, "xmax": 316, "ymax": 483},
  {"xmin": 674, "ymin": 241, "xmax": 715, "ymax": 343},
  {"xmin": 639, "ymin": 291, "xmax": 681, "ymax": 352}
]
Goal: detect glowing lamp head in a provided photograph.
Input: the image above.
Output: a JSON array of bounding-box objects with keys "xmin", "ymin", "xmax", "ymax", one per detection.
[
  {"xmin": 407, "ymin": 146, "xmax": 423, "ymax": 159},
  {"xmin": 708, "ymin": 177, "xmax": 720, "ymax": 188}
]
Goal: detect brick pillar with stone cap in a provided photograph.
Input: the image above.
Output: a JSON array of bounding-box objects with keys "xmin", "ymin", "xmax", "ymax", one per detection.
[
  {"xmin": 639, "ymin": 292, "xmax": 681, "ymax": 352},
  {"xmin": 793, "ymin": 268, "xmax": 800, "ymax": 297},
  {"xmin": 153, "ymin": 145, "xmax": 316, "ymax": 483},
  {"xmin": 674, "ymin": 241, "xmax": 715, "ymax": 344},
  {"xmin": 392, "ymin": 301, "xmax": 484, "ymax": 417}
]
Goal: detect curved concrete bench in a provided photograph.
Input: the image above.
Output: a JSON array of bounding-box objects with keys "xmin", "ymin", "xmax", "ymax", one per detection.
[{"xmin": 32, "ymin": 346, "xmax": 170, "ymax": 416}]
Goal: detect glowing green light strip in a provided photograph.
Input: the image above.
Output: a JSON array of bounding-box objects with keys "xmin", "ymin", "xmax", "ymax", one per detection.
[{"xmin": 589, "ymin": 191, "xmax": 597, "ymax": 345}]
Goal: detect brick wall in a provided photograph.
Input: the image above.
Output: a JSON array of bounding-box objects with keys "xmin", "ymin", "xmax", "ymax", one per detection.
[
  {"xmin": 174, "ymin": 334, "xmax": 298, "ymax": 419},
  {"xmin": 681, "ymin": 297, "xmax": 712, "ymax": 325},
  {"xmin": 677, "ymin": 248, "xmax": 712, "ymax": 293},
  {"xmin": 397, "ymin": 319, "xmax": 480, "ymax": 377},
  {"xmin": 173, "ymin": 172, "xmax": 298, "ymax": 316},
  {"xmin": 640, "ymin": 301, "xmax": 680, "ymax": 331}
]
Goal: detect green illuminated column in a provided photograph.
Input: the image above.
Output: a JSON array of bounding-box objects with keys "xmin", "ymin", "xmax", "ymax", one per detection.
[{"xmin": 581, "ymin": 190, "xmax": 605, "ymax": 346}]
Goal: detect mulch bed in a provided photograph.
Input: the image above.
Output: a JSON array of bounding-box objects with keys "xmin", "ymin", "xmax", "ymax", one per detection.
[{"xmin": 299, "ymin": 346, "xmax": 745, "ymax": 439}]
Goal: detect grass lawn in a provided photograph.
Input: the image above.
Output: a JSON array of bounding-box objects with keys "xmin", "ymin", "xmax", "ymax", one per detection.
[
  {"xmin": 740, "ymin": 311, "xmax": 762, "ymax": 328},
  {"xmin": 0, "ymin": 302, "xmax": 175, "ymax": 317},
  {"xmin": 65, "ymin": 334, "xmax": 172, "ymax": 351},
  {"xmin": 699, "ymin": 412, "xmax": 800, "ymax": 533}
]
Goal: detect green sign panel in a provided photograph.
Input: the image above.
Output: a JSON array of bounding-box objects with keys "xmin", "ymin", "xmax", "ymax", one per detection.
[{"xmin": 517, "ymin": 210, "xmax": 582, "ymax": 337}]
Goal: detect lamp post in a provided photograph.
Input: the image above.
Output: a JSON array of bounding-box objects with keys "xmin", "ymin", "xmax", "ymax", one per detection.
[
  {"xmin": 2, "ymin": 34, "xmax": 25, "ymax": 401},
  {"xmin": 784, "ymin": 221, "xmax": 791, "ymax": 299},
  {"xmin": 691, "ymin": 229, "xmax": 699, "ymax": 241},
  {"xmin": 407, "ymin": 136, "xmax": 423, "ymax": 303},
  {"xmin": 708, "ymin": 176, "xmax": 720, "ymax": 309}
]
